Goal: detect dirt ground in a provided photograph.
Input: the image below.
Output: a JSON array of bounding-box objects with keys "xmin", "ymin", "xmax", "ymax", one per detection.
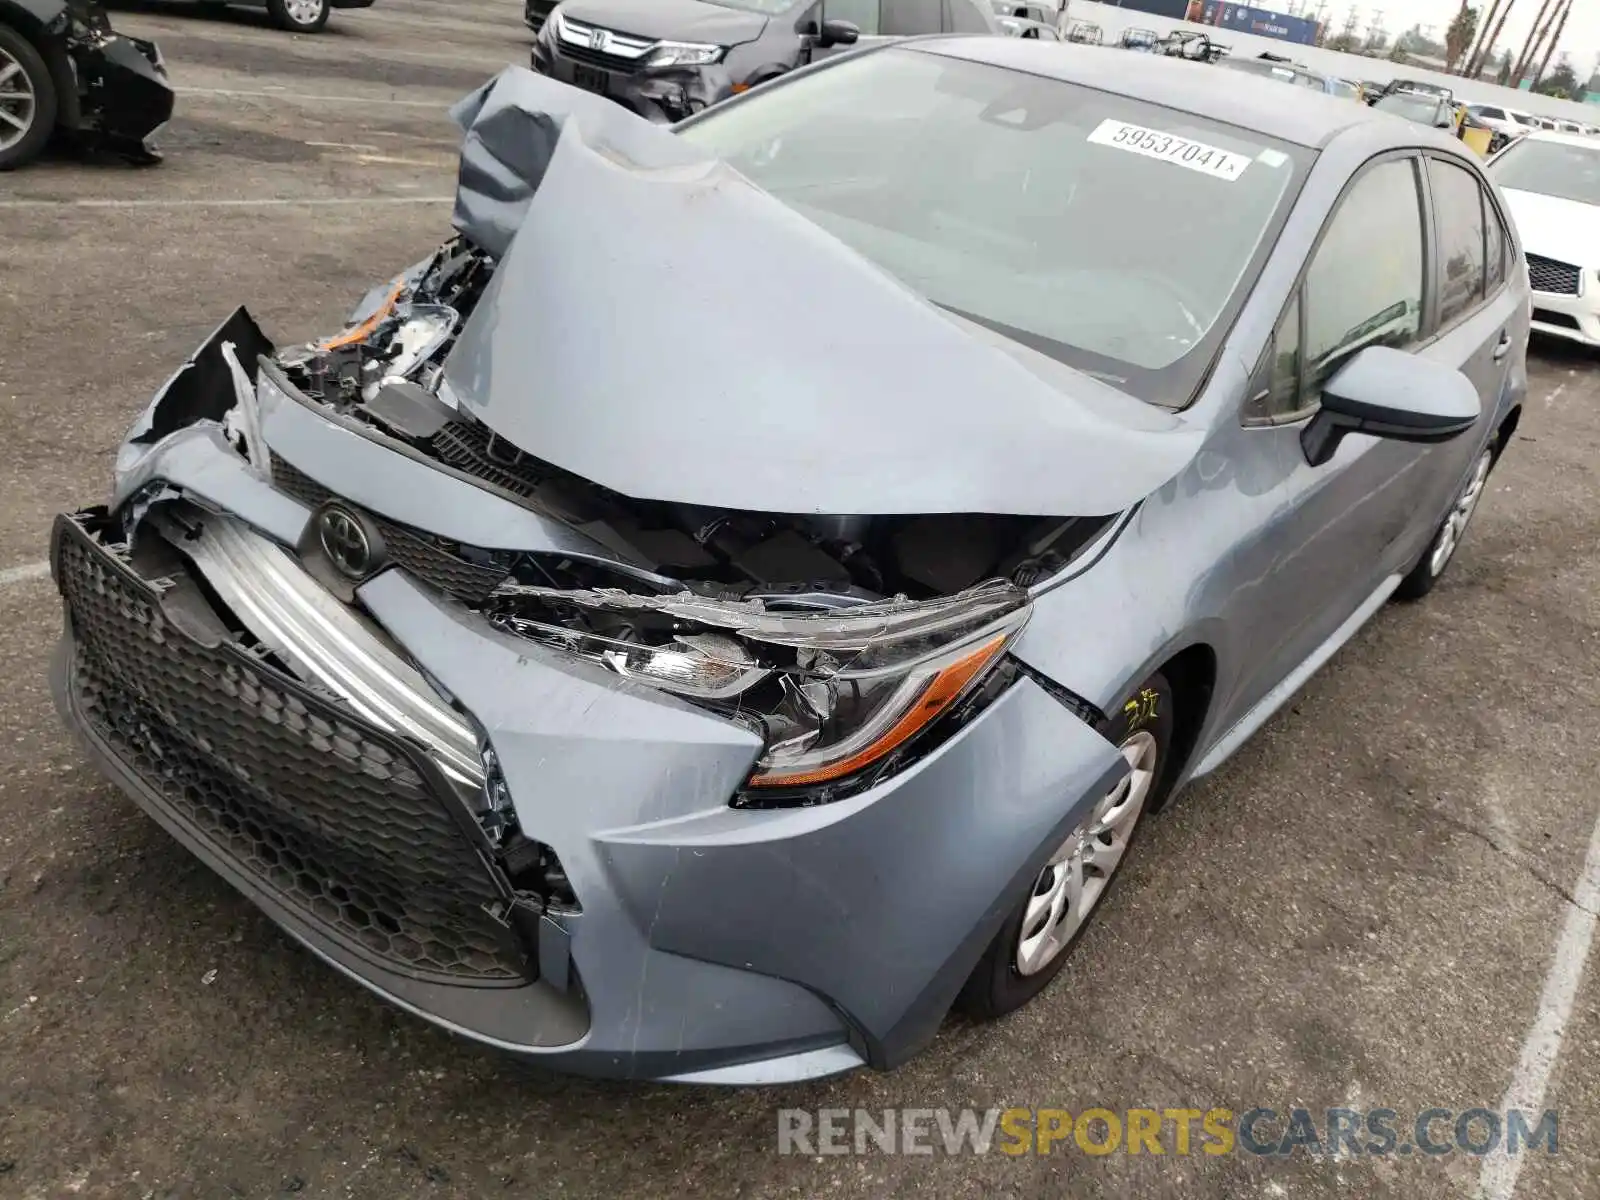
[{"xmin": 1, "ymin": 3, "xmax": 1598, "ymax": 1196}]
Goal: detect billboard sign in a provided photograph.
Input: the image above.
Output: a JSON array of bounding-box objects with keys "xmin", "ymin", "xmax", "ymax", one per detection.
[{"xmin": 1187, "ymin": 2, "xmax": 1320, "ymax": 46}]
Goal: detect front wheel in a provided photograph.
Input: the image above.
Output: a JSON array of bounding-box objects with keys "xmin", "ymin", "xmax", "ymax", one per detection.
[
  {"xmin": 956, "ymin": 671, "xmax": 1175, "ymax": 1018},
  {"xmin": 1394, "ymin": 443, "xmax": 1495, "ymax": 601},
  {"xmin": 268, "ymin": 0, "xmax": 331, "ymax": 32},
  {"xmin": 0, "ymin": 23, "xmax": 58, "ymax": 171}
]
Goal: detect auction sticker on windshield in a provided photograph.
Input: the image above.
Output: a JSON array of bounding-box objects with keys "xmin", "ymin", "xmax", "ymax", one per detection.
[{"xmin": 1087, "ymin": 119, "xmax": 1252, "ymax": 181}]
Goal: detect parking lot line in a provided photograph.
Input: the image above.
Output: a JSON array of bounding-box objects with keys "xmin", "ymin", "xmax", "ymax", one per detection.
[
  {"xmin": 1478, "ymin": 810, "xmax": 1600, "ymax": 1200},
  {"xmin": 174, "ymin": 87, "xmax": 451, "ymax": 108},
  {"xmin": 0, "ymin": 197, "xmax": 452, "ymax": 210},
  {"xmin": 0, "ymin": 561, "xmax": 49, "ymax": 588}
]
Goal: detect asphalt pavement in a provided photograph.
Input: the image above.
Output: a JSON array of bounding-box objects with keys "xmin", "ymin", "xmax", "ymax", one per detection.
[{"xmin": 1, "ymin": 4, "xmax": 1598, "ymax": 1197}]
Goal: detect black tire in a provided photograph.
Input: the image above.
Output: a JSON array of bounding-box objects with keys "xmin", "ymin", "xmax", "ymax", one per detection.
[
  {"xmin": 0, "ymin": 23, "xmax": 58, "ymax": 172},
  {"xmin": 1394, "ymin": 440, "xmax": 1497, "ymax": 602},
  {"xmin": 267, "ymin": 0, "xmax": 332, "ymax": 33},
  {"xmin": 956, "ymin": 671, "xmax": 1176, "ymax": 1019}
]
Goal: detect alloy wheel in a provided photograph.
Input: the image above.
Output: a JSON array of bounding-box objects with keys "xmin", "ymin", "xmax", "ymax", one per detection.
[
  {"xmin": 0, "ymin": 48, "xmax": 36, "ymax": 153},
  {"xmin": 284, "ymin": 0, "xmax": 328, "ymax": 25},
  {"xmin": 1429, "ymin": 449, "xmax": 1493, "ymax": 578},
  {"xmin": 1015, "ymin": 730, "xmax": 1158, "ymax": 976}
]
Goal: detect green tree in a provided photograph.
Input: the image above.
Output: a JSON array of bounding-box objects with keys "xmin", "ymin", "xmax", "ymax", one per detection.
[
  {"xmin": 1444, "ymin": 4, "xmax": 1479, "ymax": 71},
  {"xmin": 1534, "ymin": 61, "xmax": 1579, "ymax": 96}
]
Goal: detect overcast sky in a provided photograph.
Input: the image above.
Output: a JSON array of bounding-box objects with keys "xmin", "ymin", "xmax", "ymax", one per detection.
[{"xmin": 1304, "ymin": 0, "xmax": 1600, "ymax": 74}]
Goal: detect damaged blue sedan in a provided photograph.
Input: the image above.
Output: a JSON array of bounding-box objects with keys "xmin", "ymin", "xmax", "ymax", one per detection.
[{"xmin": 51, "ymin": 39, "xmax": 1527, "ymax": 1082}]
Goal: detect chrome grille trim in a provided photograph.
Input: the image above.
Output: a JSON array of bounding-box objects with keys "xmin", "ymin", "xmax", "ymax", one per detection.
[{"xmin": 170, "ymin": 510, "xmax": 485, "ymax": 788}]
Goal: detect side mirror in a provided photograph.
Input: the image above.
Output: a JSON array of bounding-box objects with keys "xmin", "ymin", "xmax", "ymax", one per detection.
[
  {"xmin": 1301, "ymin": 345, "xmax": 1480, "ymax": 467},
  {"xmin": 818, "ymin": 19, "xmax": 860, "ymax": 47}
]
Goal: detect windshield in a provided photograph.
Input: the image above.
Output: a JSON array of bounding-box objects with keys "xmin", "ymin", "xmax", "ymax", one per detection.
[
  {"xmin": 677, "ymin": 47, "xmax": 1304, "ymax": 406},
  {"xmin": 699, "ymin": 0, "xmax": 798, "ymax": 12},
  {"xmin": 1491, "ymin": 137, "xmax": 1600, "ymax": 205},
  {"xmin": 1375, "ymin": 93, "xmax": 1446, "ymax": 124},
  {"xmin": 1329, "ymin": 79, "xmax": 1360, "ymax": 99}
]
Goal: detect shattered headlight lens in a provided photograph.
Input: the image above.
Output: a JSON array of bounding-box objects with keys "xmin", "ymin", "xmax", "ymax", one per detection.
[
  {"xmin": 645, "ymin": 40, "xmax": 725, "ymax": 68},
  {"xmin": 487, "ymin": 581, "xmax": 1030, "ymax": 793},
  {"xmin": 488, "ymin": 610, "xmax": 771, "ymax": 700},
  {"xmin": 743, "ymin": 608, "xmax": 1027, "ymax": 790}
]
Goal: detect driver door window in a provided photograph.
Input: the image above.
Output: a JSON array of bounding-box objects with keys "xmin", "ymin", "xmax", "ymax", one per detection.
[
  {"xmin": 825, "ymin": 0, "xmax": 882, "ymax": 34},
  {"xmin": 881, "ymin": 0, "xmax": 942, "ymax": 33},
  {"xmin": 945, "ymin": 0, "xmax": 996, "ymax": 30},
  {"xmin": 1245, "ymin": 156, "xmax": 1426, "ymax": 425}
]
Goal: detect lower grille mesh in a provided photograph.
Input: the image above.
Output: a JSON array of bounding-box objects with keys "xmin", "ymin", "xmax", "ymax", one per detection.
[
  {"xmin": 1526, "ymin": 253, "xmax": 1581, "ymax": 295},
  {"xmin": 56, "ymin": 515, "xmax": 527, "ymax": 984}
]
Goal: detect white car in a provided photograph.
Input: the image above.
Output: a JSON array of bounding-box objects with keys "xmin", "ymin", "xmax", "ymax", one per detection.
[
  {"xmin": 1490, "ymin": 130, "xmax": 1600, "ymax": 346},
  {"xmin": 1464, "ymin": 102, "xmax": 1531, "ymax": 140}
]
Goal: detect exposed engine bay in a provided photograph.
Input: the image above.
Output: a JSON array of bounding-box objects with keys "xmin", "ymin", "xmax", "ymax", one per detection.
[
  {"xmin": 107, "ymin": 69, "xmax": 1145, "ymax": 811},
  {"xmin": 270, "ymin": 236, "xmax": 1114, "ymax": 608},
  {"xmin": 105, "ymin": 233, "xmax": 1113, "ymax": 806}
]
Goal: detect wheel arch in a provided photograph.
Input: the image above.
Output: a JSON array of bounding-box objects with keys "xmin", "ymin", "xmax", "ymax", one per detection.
[
  {"xmin": 1493, "ymin": 403, "xmax": 1522, "ymax": 465},
  {"xmin": 1145, "ymin": 642, "xmax": 1217, "ymax": 811},
  {"xmin": 740, "ymin": 62, "xmax": 790, "ymax": 89}
]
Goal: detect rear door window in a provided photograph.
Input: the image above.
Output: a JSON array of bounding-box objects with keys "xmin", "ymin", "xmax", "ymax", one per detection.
[
  {"xmin": 1429, "ymin": 158, "xmax": 1488, "ymax": 326},
  {"xmin": 1484, "ymin": 189, "xmax": 1508, "ymax": 294}
]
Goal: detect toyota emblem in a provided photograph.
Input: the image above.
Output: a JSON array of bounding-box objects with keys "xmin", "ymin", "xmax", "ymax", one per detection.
[{"xmin": 318, "ymin": 506, "xmax": 375, "ymax": 579}]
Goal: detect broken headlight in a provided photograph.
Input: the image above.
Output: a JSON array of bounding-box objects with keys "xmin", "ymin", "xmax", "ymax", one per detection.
[{"xmin": 486, "ymin": 580, "xmax": 1030, "ymax": 795}]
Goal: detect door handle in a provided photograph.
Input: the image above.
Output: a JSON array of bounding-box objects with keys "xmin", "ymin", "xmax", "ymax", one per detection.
[{"xmin": 1493, "ymin": 331, "xmax": 1513, "ymax": 361}]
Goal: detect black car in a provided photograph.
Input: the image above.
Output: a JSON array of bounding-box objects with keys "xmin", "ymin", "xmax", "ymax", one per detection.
[
  {"xmin": 185, "ymin": 1, "xmax": 377, "ymax": 35},
  {"xmin": 528, "ymin": 0, "xmax": 999, "ymax": 123},
  {"xmin": 0, "ymin": 0, "xmax": 173, "ymax": 169},
  {"xmin": 1371, "ymin": 89, "xmax": 1457, "ymax": 131}
]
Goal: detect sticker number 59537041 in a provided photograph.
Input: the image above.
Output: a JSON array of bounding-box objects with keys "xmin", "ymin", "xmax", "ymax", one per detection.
[{"xmin": 1086, "ymin": 118, "xmax": 1253, "ymax": 181}]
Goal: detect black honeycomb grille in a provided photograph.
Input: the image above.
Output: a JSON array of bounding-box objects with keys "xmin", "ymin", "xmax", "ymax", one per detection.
[
  {"xmin": 271, "ymin": 455, "xmax": 511, "ymax": 604},
  {"xmin": 1526, "ymin": 253, "xmax": 1581, "ymax": 295},
  {"xmin": 427, "ymin": 419, "xmax": 545, "ymax": 500},
  {"xmin": 55, "ymin": 516, "xmax": 527, "ymax": 985}
]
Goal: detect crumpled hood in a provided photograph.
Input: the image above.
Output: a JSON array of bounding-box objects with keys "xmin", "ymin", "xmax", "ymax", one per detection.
[
  {"xmin": 1501, "ymin": 187, "xmax": 1600, "ymax": 269},
  {"xmin": 441, "ymin": 68, "xmax": 1204, "ymax": 518}
]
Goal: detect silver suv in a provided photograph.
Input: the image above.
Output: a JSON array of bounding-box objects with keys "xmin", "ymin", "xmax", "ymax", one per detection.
[{"xmin": 529, "ymin": 0, "xmax": 999, "ymax": 121}]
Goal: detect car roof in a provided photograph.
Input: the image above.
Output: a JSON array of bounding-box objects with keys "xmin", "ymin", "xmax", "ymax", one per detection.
[
  {"xmin": 1519, "ymin": 129, "xmax": 1600, "ymax": 148},
  {"xmin": 910, "ymin": 37, "xmax": 1409, "ymax": 149}
]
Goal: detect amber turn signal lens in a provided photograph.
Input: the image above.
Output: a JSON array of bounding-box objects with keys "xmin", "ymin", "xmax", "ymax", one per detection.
[{"xmin": 747, "ymin": 633, "xmax": 1009, "ymax": 789}]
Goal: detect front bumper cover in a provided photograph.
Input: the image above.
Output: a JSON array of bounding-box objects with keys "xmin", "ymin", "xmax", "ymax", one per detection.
[
  {"xmin": 1528, "ymin": 287, "xmax": 1600, "ymax": 347},
  {"xmin": 529, "ymin": 22, "xmax": 734, "ymax": 124},
  {"xmin": 67, "ymin": 33, "xmax": 174, "ymax": 162},
  {"xmin": 52, "ymin": 313, "xmax": 1130, "ymax": 1081}
]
